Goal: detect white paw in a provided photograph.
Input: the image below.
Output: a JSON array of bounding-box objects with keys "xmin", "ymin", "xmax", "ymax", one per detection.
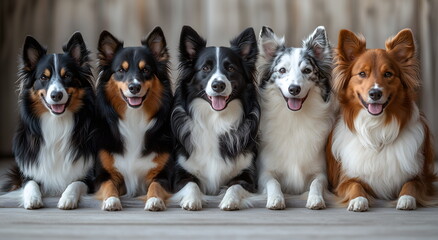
[
  {"xmin": 23, "ymin": 196, "xmax": 44, "ymax": 210},
  {"xmin": 58, "ymin": 195, "xmax": 79, "ymax": 210},
  {"xmin": 266, "ymin": 195, "xmax": 286, "ymax": 210},
  {"xmin": 347, "ymin": 197, "xmax": 369, "ymax": 212},
  {"xmin": 219, "ymin": 195, "xmax": 241, "ymax": 211},
  {"xmin": 396, "ymin": 195, "xmax": 416, "ymax": 210},
  {"xmin": 306, "ymin": 195, "xmax": 326, "ymax": 210},
  {"xmin": 144, "ymin": 197, "xmax": 166, "ymax": 211},
  {"xmin": 180, "ymin": 196, "xmax": 202, "ymax": 211},
  {"xmin": 102, "ymin": 197, "xmax": 122, "ymax": 211}
]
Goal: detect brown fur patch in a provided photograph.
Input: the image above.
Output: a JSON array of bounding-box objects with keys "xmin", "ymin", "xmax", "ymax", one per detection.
[
  {"xmin": 66, "ymin": 88, "xmax": 85, "ymax": 113},
  {"xmin": 145, "ymin": 153, "xmax": 170, "ymax": 183},
  {"xmin": 30, "ymin": 89, "xmax": 49, "ymax": 116},
  {"xmin": 105, "ymin": 77, "xmax": 127, "ymax": 118},
  {"xmin": 60, "ymin": 68, "xmax": 66, "ymax": 78},
  {"xmin": 145, "ymin": 181, "xmax": 171, "ymax": 202},
  {"xmin": 95, "ymin": 150, "xmax": 126, "ymax": 200},
  {"xmin": 142, "ymin": 75, "xmax": 163, "ymax": 120},
  {"xmin": 326, "ymin": 130, "xmax": 340, "ymax": 191},
  {"xmin": 336, "ymin": 177, "xmax": 375, "ymax": 205},
  {"xmin": 43, "ymin": 69, "xmax": 51, "ymax": 78},
  {"xmin": 122, "ymin": 61, "xmax": 129, "ymax": 71},
  {"xmin": 138, "ymin": 60, "xmax": 146, "ymax": 70}
]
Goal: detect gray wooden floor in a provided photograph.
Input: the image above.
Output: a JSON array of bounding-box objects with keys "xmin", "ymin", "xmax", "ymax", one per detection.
[{"xmin": 1, "ymin": 159, "xmax": 438, "ymax": 240}]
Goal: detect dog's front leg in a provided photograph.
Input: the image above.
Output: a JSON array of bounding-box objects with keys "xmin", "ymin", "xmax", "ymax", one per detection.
[{"xmin": 58, "ymin": 181, "xmax": 87, "ymax": 210}]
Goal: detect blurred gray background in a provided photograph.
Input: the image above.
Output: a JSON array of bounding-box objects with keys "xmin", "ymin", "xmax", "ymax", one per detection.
[{"xmin": 0, "ymin": 0, "xmax": 437, "ymax": 158}]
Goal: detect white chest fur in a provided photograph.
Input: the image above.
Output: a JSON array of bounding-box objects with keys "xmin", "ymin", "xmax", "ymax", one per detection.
[
  {"xmin": 114, "ymin": 107, "xmax": 157, "ymax": 197},
  {"xmin": 258, "ymin": 86, "xmax": 334, "ymax": 194},
  {"xmin": 332, "ymin": 106, "xmax": 425, "ymax": 199},
  {"xmin": 178, "ymin": 99, "xmax": 253, "ymax": 195},
  {"xmin": 22, "ymin": 112, "xmax": 92, "ymax": 196}
]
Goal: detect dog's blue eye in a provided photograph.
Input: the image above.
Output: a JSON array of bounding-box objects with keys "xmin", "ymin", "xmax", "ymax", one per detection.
[
  {"xmin": 302, "ymin": 68, "xmax": 311, "ymax": 74},
  {"xmin": 359, "ymin": 72, "xmax": 366, "ymax": 78},
  {"xmin": 384, "ymin": 72, "xmax": 393, "ymax": 78},
  {"xmin": 279, "ymin": 67, "xmax": 286, "ymax": 74}
]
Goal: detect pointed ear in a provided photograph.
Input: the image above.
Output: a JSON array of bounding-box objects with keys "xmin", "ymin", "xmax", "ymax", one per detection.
[
  {"xmin": 385, "ymin": 28, "xmax": 415, "ymax": 63},
  {"xmin": 97, "ymin": 30, "xmax": 123, "ymax": 66},
  {"xmin": 179, "ymin": 26, "xmax": 206, "ymax": 62},
  {"xmin": 22, "ymin": 36, "xmax": 47, "ymax": 71},
  {"xmin": 303, "ymin": 26, "xmax": 330, "ymax": 61},
  {"xmin": 63, "ymin": 32, "xmax": 89, "ymax": 66},
  {"xmin": 259, "ymin": 26, "xmax": 285, "ymax": 61},
  {"xmin": 230, "ymin": 27, "xmax": 258, "ymax": 64},
  {"xmin": 141, "ymin": 26, "xmax": 169, "ymax": 62},
  {"xmin": 337, "ymin": 29, "xmax": 366, "ymax": 62}
]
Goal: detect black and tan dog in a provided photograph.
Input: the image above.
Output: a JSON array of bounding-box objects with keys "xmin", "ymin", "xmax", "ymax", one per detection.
[{"xmin": 94, "ymin": 27, "xmax": 173, "ymax": 211}]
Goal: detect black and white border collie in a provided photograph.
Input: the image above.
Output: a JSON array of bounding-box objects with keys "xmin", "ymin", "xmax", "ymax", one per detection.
[
  {"xmin": 171, "ymin": 26, "xmax": 260, "ymax": 211},
  {"xmin": 257, "ymin": 26, "xmax": 334, "ymax": 209},
  {"xmin": 4, "ymin": 32, "xmax": 95, "ymax": 209},
  {"xmin": 94, "ymin": 27, "xmax": 173, "ymax": 211}
]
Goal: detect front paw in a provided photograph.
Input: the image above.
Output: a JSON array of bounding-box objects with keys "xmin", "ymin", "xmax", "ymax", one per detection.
[
  {"xmin": 58, "ymin": 196, "xmax": 79, "ymax": 210},
  {"xmin": 306, "ymin": 195, "xmax": 326, "ymax": 210},
  {"xmin": 23, "ymin": 196, "xmax": 44, "ymax": 210},
  {"xmin": 219, "ymin": 195, "xmax": 241, "ymax": 211},
  {"xmin": 180, "ymin": 197, "xmax": 202, "ymax": 211},
  {"xmin": 347, "ymin": 197, "xmax": 369, "ymax": 212},
  {"xmin": 145, "ymin": 197, "xmax": 166, "ymax": 211},
  {"xmin": 102, "ymin": 197, "xmax": 122, "ymax": 211},
  {"xmin": 396, "ymin": 195, "xmax": 416, "ymax": 210},
  {"xmin": 266, "ymin": 195, "xmax": 285, "ymax": 210}
]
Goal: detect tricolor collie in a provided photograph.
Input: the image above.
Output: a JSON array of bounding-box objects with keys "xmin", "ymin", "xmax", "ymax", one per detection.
[
  {"xmin": 258, "ymin": 26, "xmax": 334, "ymax": 210},
  {"xmin": 327, "ymin": 29, "xmax": 436, "ymax": 211},
  {"xmin": 94, "ymin": 27, "xmax": 173, "ymax": 211},
  {"xmin": 4, "ymin": 32, "xmax": 95, "ymax": 209},
  {"xmin": 171, "ymin": 26, "xmax": 260, "ymax": 210}
]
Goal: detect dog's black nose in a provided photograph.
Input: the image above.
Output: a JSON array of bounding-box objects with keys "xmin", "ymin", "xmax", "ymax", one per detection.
[
  {"xmin": 128, "ymin": 83, "xmax": 141, "ymax": 94},
  {"xmin": 369, "ymin": 89, "xmax": 382, "ymax": 101},
  {"xmin": 50, "ymin": 91, "xmax": 64, "ymax": 102},
  {"xmin": 211, "ymin": 80, "xmax": 226, "ymax": 93},
  {"xmin": 288, "ymin": 85, "xmax": 301, "ymax": 96}
]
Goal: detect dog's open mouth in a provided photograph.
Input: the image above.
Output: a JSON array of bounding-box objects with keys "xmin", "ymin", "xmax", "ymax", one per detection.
[
  {"xmin": 121, "ymin": 89, "xmax": 148, "ymax": 108},
  {"xmin": 207, "ymin": 95, "xmax": 230, "ymax": 111},
  {"xmin": 41, "ymin": 94, "xmax": 71, "ymax": 115},
  {"xmin": 358, "ymin": 94, "xmax": 391, "ymax": 116},
  {"xmin": 284, "ymin": 93, "xmax": 309, "ymax": 111}
]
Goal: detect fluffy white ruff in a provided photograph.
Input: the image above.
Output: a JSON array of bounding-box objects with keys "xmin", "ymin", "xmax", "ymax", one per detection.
[
  {"xmin": 258, "ymin": 84, "xmax": 333, "ymax": 209},
  {"xmin": 178, "ymin": 99, "xmax": 253, "ymax": 195},
  {"xmin": 332, "ymin": 105, "xmax": 425, "ymax": 200},
  {"xmin": 114, "ymin": 107, "xmax": 157, "ymax": 197},
  {"xmin": 20, "ymin": 112, "xmax": 93, "ymax": 196}
]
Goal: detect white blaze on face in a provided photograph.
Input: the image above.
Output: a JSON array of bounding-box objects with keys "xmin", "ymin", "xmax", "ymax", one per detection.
[
  {"xmin": 45, "ymin": 54, "xmax": 69, "ymax": 114},
  {"xmin": 205, "ymin": 47, "xmax": 232, "ymax": 111}
]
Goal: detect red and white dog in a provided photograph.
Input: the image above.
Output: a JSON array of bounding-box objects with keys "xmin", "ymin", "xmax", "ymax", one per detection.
[{"xmin": 327, "ymin": 29, "xmax": 436, "ymax": 211}]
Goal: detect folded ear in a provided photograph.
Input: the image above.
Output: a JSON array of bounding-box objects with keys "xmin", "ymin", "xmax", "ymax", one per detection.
[
  {"xmin": 230, "ymin": 27, "xmax": 258, "ymax": 65},
  {"xmin": 385, "ymin": 28, "xmax": 415, "ymax": 63},
  {"xmin": 179, "ymin": 26, "xmax": 206, "ymax": 62},
  {"xmin": 22, "ymin": 36, "xmax": 47, "ymax": 71},
  {"xmin": 259, "ymin": 26, "xmax": 285, "ymax": 61},
  {"xmin": 63, "ymin": 32, "xmax": 89, "ymax": 66},
  {"xmin": 141, "ymin": 26, "xmax": 169, "ymax": 62},
  {"xmin": 97, "ymin": 30, "xmax": 123, "ymax": 66},
  {"xmin": 303, "ymin": 26, "xmax": 330, "ymax": 61},
  {"xmin": 337, "ymin": 29, "xmax": 366, "ymax": 62}
]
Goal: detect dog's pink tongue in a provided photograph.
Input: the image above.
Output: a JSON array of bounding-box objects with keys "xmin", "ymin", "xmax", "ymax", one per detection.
[
  {"xmin": 127, "ymin": 97, "xmax": 143, "ymax": 106},
  {"xmin": 368, "ymin": 103, "xmax": 383, "ymax": 115},
  {"xmin": 211, "ymin": 96, "xmax": 227, "ymax": 111},
  {"xmin": 287, "ymin": 98, "xmax": 303, "ymax": 111},
  {"xmin": 51, "ymin": 104, "xmax": 65, "ymax": 113}
]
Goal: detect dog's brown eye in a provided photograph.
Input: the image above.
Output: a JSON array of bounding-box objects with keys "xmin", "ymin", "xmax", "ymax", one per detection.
[
  {"xmin": 40, "ymin": 75, "xmax": 48, "ymax": 81},
  {"xmin": 142, "ymin": 68, "xmax": 150, "ymax": 74},
  {"xmin": 202, "ymin": 66, "xmax": 211, "ymax": 72},
  {"xmin": 279, "ymin": 67, "xmax": 286, "ymax": 74},
  {"xmin": 302, "ymin": 68, "xmax": 311, "ymax": 74},
  {"xmin": 359, "ymin": 72, "xmax": 366, "ymax": 78},
  {"xmin": 384, "ymin": 72, "xmax": 393, "ymax": 78},
  {"xmin": 118, "ymin": 68, "xmax": 125, "ymax": 73},
  {"xmin": 227, "ymin": 66, "xmax": 234, "ymax": 72}
]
